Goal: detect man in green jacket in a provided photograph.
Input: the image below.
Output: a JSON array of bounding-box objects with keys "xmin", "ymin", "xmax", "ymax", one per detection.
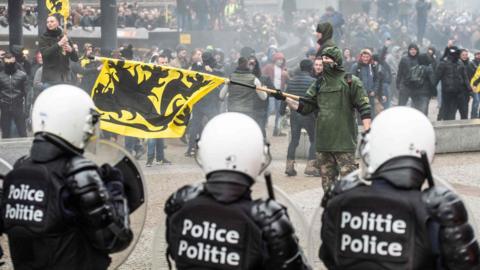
[
  {"xmin": 315, "ymin": 22, "xmax": 336, "ymax": 58},
  {"xmin": 283, "ymin": 46, "xmax": 371, "ymax": 192}
]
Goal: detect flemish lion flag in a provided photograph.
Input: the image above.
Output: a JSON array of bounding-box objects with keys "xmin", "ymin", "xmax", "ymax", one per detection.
[
  {"xmin": 46, "ymin": 0, "xmax": 70, "ymax": 19},
  {"xmin": 91, "ymin": 58, "xmax": 225, "ymax": 138}
]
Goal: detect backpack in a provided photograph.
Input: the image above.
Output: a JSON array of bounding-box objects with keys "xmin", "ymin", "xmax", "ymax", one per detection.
[{"xmin": 405, "ymin": 65, "xmax": 426, "ymax": 88}]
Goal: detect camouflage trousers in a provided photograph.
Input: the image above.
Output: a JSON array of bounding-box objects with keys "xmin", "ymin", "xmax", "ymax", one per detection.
[{"xmin": 316, "ymin": 152, "xmax": 358, "ymax": 192}]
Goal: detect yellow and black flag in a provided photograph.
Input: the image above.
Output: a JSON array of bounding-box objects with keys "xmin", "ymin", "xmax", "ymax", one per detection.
[
  {"xmin": 91, "ymin": 58, "xmax": 225, "ymax": 138},
  {"xmin": 46, "ymin": 0, "xmax": 70, "ymax": 19}
]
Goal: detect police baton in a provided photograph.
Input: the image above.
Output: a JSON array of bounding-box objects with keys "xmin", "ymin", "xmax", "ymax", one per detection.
[
  {"xmin": 227, "ymin": 80, "xmax": 317, "ymax": 106},
  {"xmin": 420, "ymin": 151, "xmax": 435, "ymax": 188},
  {"xmin": 264, "ymin": 171, "xmax": 275, "ymax": 200}
]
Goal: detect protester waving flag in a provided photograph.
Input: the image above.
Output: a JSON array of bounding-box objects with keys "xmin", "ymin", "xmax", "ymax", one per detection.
[
  {"xmin": 91, "ymin": 58, "xmax": 225, "ymax": 138},
  {"xmin": 46, "ymin": 0, "xmax": 70, "ymax": 19}
]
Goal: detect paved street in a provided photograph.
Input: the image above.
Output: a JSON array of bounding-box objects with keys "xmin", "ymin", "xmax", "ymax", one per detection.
[
  {"xmin": 0, "ymin": 114, "xmax": 478, "ymax": 270},
  {"xmin": 0, "ymin": 128, "xmax": 478, "ymax": 270},
  {"xmin": 117, "ymin": 128, "xmax": 480, "ymax": 270}
]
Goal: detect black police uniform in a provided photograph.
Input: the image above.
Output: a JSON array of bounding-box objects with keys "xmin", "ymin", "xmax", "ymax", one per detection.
[
  {"xmin": 165, "ymin": 171, "xmax": 311, "ymax": 270},
  {"xmin": 0, "ymin": 134, "xmax": 133, "ymax": 270},
  {"xmin": 320, "ymin": 157, "xmax": 480, "ymax": 270}
]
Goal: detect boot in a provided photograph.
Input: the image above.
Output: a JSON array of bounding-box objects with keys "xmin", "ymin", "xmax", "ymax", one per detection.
[
  {"xmin": 304, "ymin": 160, "xmax": 321, "ymax": 177},
  {"xmin": 285, "ymin": 160, "xmax": 297, "ymax": 176},
  {"xmin": 314, "ymin": 158, "xmax": 321, "ymax": 169}
]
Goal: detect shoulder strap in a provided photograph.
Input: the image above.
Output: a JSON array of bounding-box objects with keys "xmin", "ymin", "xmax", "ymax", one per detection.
[{"xmin": 314, "ymin": 76, "xmax": 324, "ymax": 94}]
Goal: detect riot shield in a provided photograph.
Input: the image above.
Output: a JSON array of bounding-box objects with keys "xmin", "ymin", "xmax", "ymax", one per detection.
[
  {"xmin": 151, "ymin": 173, "xmax": 311, "ymax": 269},
  {"xmin": 307, "ymin": 171, "xmax": 480, "ymax": 269},
  {"xmin": 0, "ymin": 159, "xmax": 12, "ymax": 267},
  {"xmin": 0, "ymin": 158, "xmax": 12, "ymax": 185},
  {"xmin": 84, "ymin": 139, "xmax": 147, "ymax": 269}
]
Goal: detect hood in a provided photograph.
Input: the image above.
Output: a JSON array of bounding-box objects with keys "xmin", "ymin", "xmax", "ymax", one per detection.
[
  {"xmin": 418, "ymin": 53, "xmax": 432, "ymax": 66},
  {"xmin": 321, "ymin": 46, "xmax": 345, "ymax": 76},
  {"xmin": 407, "ymin": 43, "xmax": 419, "ymax": 57},
  {"xmin": 202, "ymin": 51, "xmax": 217, "ymax": 68},
  {"xmin": 360, "ymin": 48, "xmax": 373, "ymax": 57},
  {"xmin": 316, "ymin": 22, "xmax": 333, "ymax": 44},
  {"xmin": 445, "ymin": 46, "xmax": 461, "ymax": 62},
  {"xmin": 321, "ymin": 46, "xmax": 343, "ymax": 67},
  {"xmin": 359, "ymin": 49, "xmax": 374, "ymax": 65}
]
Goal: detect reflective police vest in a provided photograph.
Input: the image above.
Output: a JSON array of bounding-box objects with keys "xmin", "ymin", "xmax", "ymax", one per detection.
[
  {"xmin": 167, "ymin": 195, "xmax": 265, "ymax": 270},
  {"xmin": 321, "ymin": 184, "xmax": 436, "ymax": 270}
]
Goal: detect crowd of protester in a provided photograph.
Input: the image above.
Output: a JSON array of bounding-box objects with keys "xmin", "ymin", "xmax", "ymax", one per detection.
[
  {"xmin": 0, "ymin": 1, "xmax": 246, "ymax": 31},
  {"xmin": 1, "ymin": 0, "xmax": 479, "ymax": 50},
  {"xmin": 291, "ymin": 2, "xmax": 480, "ymax": 55}
]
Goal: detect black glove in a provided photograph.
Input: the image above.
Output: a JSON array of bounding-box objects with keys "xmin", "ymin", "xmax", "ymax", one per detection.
[
  {"xmin": 270, "ymin": 89, "xmax": 286, "ymax": 101},
  {"xmin": 99, "ymin": 164, "xmax": 124, "ymax": 184},
  {"xmin": 100, "ymin": 164, "xmax": 125, "ymax": 197}
]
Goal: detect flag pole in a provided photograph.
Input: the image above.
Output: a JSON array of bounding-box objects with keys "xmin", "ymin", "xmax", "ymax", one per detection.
[
  {"xmin": 90, "ymin": 56, "xmax": 303, "ymax": 101},
  {"xmin": 61, "ymin": 16, "xmax": 67, "ymax": 55},
  {"xmin": 63, "ymin": 1, "xmax": 70, "ymax": 55},
  {"xmin": 63, "ymin": 13, "xmax": 67, "ymax": 34},
  {"xmin": 225, "ymin": 79, "xmax": 302, "ymax": 101}
]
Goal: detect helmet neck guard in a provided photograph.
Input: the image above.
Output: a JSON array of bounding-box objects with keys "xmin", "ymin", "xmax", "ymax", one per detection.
[{"xmin": 370, "ymin": 156, "xmax": 426, "ymax": 190}]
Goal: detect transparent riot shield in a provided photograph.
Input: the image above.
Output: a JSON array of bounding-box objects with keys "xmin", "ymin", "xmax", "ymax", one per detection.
[
  {"xmin": 0, "ymin": 158, "xmax": 12, "ymax": 267},
  {"xmin": 151, "ymin": 172, "xmax": 311, "ymax": 269},
  {"xmin": 0, "ymin": 158, "xmax": 12, "ymax": 186},
  {"xmin": 84, "ymin": 139, "xmax": 147, "ymax": 269},
  {"xmin": 307, "ymin": 171, "xmax": 479, "ymax": 270}
]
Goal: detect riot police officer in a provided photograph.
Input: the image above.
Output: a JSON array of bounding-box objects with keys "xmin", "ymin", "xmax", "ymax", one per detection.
[
  {"xmin": 164, "ymin": 112, "xmax": 311, "ymax": 270},
  {"xmin": 1, "ymin": 85, "xmax": 133, "ymax": 269},
  {"xmin": 320, "ymin": 107, "xmax": 480, "ymax": 269}
]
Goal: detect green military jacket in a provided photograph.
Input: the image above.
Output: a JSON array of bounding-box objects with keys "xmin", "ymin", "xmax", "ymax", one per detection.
[{"xmin": 299, "ymin": 71, "xmax": 371, "ymax": 153}]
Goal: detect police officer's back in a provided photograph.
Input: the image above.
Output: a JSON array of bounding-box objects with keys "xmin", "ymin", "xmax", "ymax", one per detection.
[
  {"xmin": 165, "ymin": 113, "xmax": 311, "ymax": 270},
  {"xmin": 1, "ymin": 85, "xmax": 133, "ymax": 270},
  {"xmin": 320, "ymin": 107, "xmax": 480, "ymax": 270}
]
